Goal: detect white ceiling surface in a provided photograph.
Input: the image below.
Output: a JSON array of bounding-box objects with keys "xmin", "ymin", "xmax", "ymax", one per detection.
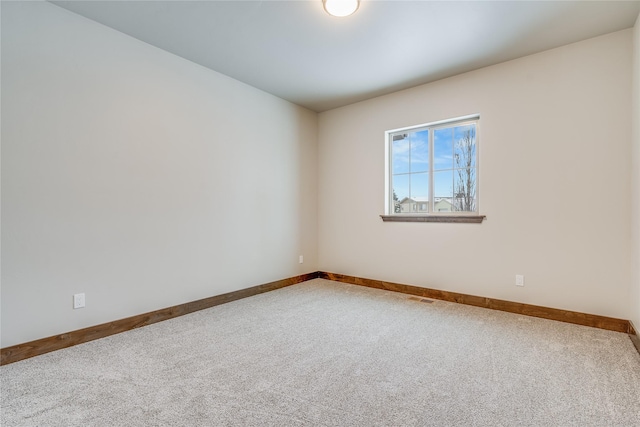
[{"xmin": 51, "ymin": 0, "xmax": 640, "ymax": 112}]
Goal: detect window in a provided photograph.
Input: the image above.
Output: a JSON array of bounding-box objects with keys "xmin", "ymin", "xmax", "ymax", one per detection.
[{"xmin": 384, "ymin": 115, "xmax": 483, "ymax": 223}]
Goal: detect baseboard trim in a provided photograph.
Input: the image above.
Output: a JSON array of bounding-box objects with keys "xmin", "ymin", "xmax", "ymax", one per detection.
[
  {"xmin": 0, "ymin": 272, "xmax": 319, "ymax": 366},
  {"xmin": 318, "ymin": 272, "xmax": 634, "ymax": 335},
  {"xmin": 4, "ymin": 271, "xmax": 638, "ymax": 365}
]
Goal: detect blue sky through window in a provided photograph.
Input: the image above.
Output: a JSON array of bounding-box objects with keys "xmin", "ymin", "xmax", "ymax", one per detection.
[{"xmin": 434, "ymin": 128, "xmax": 453, "ymax": 171}]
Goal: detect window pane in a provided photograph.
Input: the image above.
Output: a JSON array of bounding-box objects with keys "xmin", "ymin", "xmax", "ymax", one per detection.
[
  {"xmin": 434, "ymin": 128, "xmax": 453, "ymax": 170},
  {"xmin": 392, "ymin": 135, "xmax": 410, "ymax": 174},
  {"xmin": 411, "ymin": 172, "xmax": 429, "ymax": 203},
  {"xmin": 433, "ymin": 170, "xmax": 453, "ymax": 200},
  {"xmin": 454, "ymin": 125, "xmax": 476, "ymax": 169},
  {"xmin": 410, "ymin": 130, "xmax": 429, "ymax": 173},
  {"xmin": 392, "ymin": 174, "xmax": 409, "ymax": 213},
  {"xmin": 453, "ymin": 167, "xmax": 477, "ymax": 212},
  {"xmin": 410, "ymin": 173, "xmax": 429, "ymax": 213}
]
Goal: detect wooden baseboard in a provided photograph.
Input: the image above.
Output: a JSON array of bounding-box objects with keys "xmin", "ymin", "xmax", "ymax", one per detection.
[
  {"xmin": 0, "ymin": 272, "xmax": 319, "ymax": 366},
  {"xmin": 4, "ymin": 271, "xmax": 638, "ymax": 365},
  {"xmin": 318, "ymin": 272, "xmax": 634, "ymax": 335}
]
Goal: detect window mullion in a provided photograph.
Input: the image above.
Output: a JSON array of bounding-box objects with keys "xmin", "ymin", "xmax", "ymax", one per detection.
[
  {"xmin": 408, "ymin": 133, "xmax": 412, "ymax": 198},
  {"xmin": 429, "ymin": 129, "xmax": 434, "ymax": 213},
  {"xmin": 451, "ymin": 127, "xmax": 455, "ymax": 211}
]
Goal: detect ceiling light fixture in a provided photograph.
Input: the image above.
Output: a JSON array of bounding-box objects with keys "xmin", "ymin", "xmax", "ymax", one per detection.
[{"xmin": 323, "ymin": 0, "xmax": 360, "ymax": 18}]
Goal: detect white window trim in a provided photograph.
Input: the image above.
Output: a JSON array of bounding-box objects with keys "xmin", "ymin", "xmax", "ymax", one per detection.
[{"xmin": 383, "ymin": 114, "xmax": 484, "ymax": 222}]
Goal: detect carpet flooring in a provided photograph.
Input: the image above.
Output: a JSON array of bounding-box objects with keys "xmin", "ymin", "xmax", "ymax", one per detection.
[{"xmin": 1, "ymin": 279, "xmax": 640, "ymax": 426}]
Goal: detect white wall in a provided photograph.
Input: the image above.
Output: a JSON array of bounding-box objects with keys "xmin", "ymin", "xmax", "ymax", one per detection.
[
  {"xmin": 0, "ymin": 1, "xmax": 318, "ymax": 347},
  {"xmin": 632, "ymin": 12, "xmax": 640, "ymax": 330},
  {"xmin": 318, "ymin": 30, "xmax": 633, "ymax": 319}
]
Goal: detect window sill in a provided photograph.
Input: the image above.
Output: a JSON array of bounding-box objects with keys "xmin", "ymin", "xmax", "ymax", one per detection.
[{"xmin": 380, "ymin": 214, "xmax": 486, "ymax": 223}]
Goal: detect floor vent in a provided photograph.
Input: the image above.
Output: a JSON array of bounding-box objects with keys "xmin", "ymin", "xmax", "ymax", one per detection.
[{"xmin": 408, "ymin": 296, "xmax": 434, "ymax": 304}]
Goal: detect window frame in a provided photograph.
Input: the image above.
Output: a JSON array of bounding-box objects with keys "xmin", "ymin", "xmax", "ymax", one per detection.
[{"xmin": 383, "ymin": 114, "xmax": 483, "ymax": 222}]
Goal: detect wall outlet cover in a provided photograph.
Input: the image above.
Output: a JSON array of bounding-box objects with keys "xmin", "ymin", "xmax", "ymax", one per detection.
[{"xmin": 73, "ymin": 293, "xmax": 85, "ymax": 309}]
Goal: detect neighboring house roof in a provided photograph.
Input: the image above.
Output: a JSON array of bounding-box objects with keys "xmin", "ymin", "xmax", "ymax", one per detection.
[
  {"xmin": 398, "ymin": 197, "xmax": 428, "ymax": 204},
  {"xmin": 398, "ymin": 197, "xmax": 456, "ymax": 203}
]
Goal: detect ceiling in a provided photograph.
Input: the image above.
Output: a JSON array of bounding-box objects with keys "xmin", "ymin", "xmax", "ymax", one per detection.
[{"xmin": 51, "ymin": 0, "xmax": 640, "ymax": 112}]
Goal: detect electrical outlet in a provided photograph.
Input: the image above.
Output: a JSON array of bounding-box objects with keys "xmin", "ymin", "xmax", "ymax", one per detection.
[
  {"xmin": 299, "ymin": 255, "xmax": 304, "ymax": 264},
  {"xmin": 515, "ymin": 275, "xmax": 524, "ymax": 287},
  {"xmin": 73, "ymin": 293, "xmax": 85, "ymax": 309}
]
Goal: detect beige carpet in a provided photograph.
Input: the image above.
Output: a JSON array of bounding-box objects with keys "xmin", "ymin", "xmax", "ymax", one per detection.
[{"xmin": 2, "ymin": 279, "xmax": 640, "ymax": 426}]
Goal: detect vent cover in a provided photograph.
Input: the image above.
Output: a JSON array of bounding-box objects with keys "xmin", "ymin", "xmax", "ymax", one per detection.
[{"xmin": 408, "ymin": 296, "xmax": 434, "ymax": 304}]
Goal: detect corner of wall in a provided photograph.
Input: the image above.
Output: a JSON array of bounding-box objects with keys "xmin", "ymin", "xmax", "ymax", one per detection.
[{"xmin": 631, "ymin": 12, "xmax": 640, "ymax": 329}]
